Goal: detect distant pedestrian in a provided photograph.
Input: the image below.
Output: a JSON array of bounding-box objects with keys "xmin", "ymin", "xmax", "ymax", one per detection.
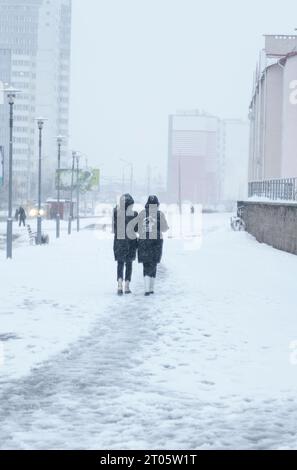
[
  {"xmin": 18, "ymin": 206, "xmax": 26, "ymax": 227},
  {"xmin": 112, "ymin": 194, "xmax": 138, "ymax": 296},
  {"xmin": 15, "ymin": 208, "xmax": 19, "ymax": 221},
  {"xmin": 138, "ymin": 196, "xmax": 169, "ymax": 296}
]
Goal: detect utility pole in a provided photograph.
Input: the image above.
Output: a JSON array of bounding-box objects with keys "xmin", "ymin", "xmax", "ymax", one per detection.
[
  {"xmin": 76, "ymin": 154, "xmax": 80, "ymax": 232},
  {"xmin": 178, "ymin": 154, "xmax": 183, "ymax": 238},
  {"xmin": 122, "ymin": 166, "xmax": 125, "ymax": 194},
  {"xmin": 130, "ymin": 163, "xmax": 133, "ymax": 195},
  {"xmin": 6, "ymin": 92, "xmax": 16, "ymax": 258},
  {"xmin": 84, "ymin": 158, "xmax": 88, "ymax": 217},
  {"xmin": 5, "ymin": 87, "xmax": 22, "ymax": 258},
  {"xmin": 36, "ymin": 118, "xmax": 45, "ymax": 245},
  {"xmin": 147, "ymin": 164, "xmax": 151, "ymax": 195},
  {"xmin": 120, "ymin": 158, "xmax": 133, "ymax": 195},
  {"xmin": 178, "ymin": 155, "xmax": 182, "ymax": 215},
  {"xmin": 56, "ymin": 136, "xmax": 63, "ymax": 238},
  {"xmin": 68, "ymin": 151, "xmax": 76, "ymax": 235}
]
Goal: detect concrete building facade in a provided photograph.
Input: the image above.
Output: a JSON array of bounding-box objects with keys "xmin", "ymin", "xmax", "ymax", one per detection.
[
  {"xmin": 249, "ymin": 35, "xmax": 297, "ymax": 182},
  {"xmin": 0, "ymin": 0, "xmax": 72, "ymax": 203},
  {"xmin": 167, "ymin": 111, "xmax": 249, "ymax": 206},
  {"xmin": 167, "ymin": 111, "xmax": 221, "ymax": 206}
]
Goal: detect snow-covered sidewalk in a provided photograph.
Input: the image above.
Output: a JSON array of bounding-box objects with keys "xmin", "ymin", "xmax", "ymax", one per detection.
[
  {"xmin": 1, "ymin": 214, "xmax": 297, "ymax": 449},
  {"xmin": 0, "ymin": 220, "xmax": 114, "ymax": 380}
]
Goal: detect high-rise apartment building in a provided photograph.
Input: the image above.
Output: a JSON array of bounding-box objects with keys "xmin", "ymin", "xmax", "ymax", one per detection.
[{"xmin": 0, "ymin": 0, "xmax": 71, "ymax": 203}]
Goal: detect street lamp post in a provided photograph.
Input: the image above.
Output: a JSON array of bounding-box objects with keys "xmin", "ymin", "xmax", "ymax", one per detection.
[
  {"xmin": 68, "ymin": 151, "xmax": 76, "ymax": 235},
  {"xmin": 130, "ymin": 163, "xmax": 134, "ymax": 194},
  {"xmin": 84, "ymin": 158, "xmax": 88, "ymax": 217},
  {"xmin": 6, "ymin": 88, "xmax": 21, "ymax": 259},
  {"xmin": 76, "ymin": 153, "xmax": 80, "ymax": 232},
  {"xmin": 36, "ymin": 118, "xmax": 45, "ymax": 245},
  {"xmin": 56, "ymin": 136, "xmax": 63, "ymax": 238},
  {"xmin": 147, "ymin": 164, "xmax": 151, "ymax": 195},
  {"xmin": 121, "ymin": 158, "xmax": 134, "ymax": 194},
  {"xmin": 178, "ymin": 154, "xmax": 182, "ymax": 215},
  {"xmin": 122, "ymin": 167, "xmax": 126, "ymax": 194}
]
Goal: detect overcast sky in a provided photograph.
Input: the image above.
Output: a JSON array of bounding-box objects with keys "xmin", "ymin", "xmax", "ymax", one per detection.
[{"xmin": 69, "ymin": 0, "xmax": 297, "ymax": 184}]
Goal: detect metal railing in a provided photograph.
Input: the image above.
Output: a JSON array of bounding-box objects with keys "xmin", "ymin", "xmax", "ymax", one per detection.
[{"xmin": 248, "ymin": 178, "xmax": 297, "ymax": 201}]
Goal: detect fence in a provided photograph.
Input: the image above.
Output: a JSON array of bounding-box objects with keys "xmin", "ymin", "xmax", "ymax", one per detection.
[{"xmin": 248, "ymin": 178, "xmax": 297, "ymax": 201}]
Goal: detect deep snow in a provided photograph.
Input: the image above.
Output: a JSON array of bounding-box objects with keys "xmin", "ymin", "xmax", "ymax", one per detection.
[{"xmin": 1, "ymin": 214, "xmax": 297, "ymax": 449}]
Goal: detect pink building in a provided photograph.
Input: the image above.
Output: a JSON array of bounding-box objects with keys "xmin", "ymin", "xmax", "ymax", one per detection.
[{"xmin": 167, "ymin": 111, "xmax": 221, "ymax": 205}]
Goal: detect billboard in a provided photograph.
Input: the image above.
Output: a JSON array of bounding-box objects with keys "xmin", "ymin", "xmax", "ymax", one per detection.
[{"xmin": 56, "ymin": 168, "xmax": 100, "ymax": 192}]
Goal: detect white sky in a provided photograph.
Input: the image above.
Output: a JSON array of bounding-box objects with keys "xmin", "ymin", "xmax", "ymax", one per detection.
[{"xmin": 69, "ymin": 0, "xmax": 297, "ymax": 183}]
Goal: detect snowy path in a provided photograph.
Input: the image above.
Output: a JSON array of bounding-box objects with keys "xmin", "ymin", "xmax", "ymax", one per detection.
[{"xmin": 1, "ymin": 214, "xmax": 297, "ymax": 449}]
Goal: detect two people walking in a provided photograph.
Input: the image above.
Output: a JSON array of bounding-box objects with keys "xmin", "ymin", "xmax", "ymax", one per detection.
[{"xmin": 112, "ymin": 194, "xmax": 169, "ymax": 296}]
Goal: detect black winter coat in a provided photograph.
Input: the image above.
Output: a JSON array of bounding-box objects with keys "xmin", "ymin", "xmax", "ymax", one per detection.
[
  {"xmin": 137, "ymin": 209, "xmax": 169, "ymax": 264},
  {"xmin": 19, "ymin": 207, "xmax": 26, "ymax": 220},
  {"xmin": 112, "ymin": 207, "xmax": 138, "ymax": 263}
]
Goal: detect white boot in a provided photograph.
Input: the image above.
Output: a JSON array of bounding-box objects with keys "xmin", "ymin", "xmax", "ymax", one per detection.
[
  {"xmin": 125, "ymin": 280, "xmax": 131, "ymax": 294},
  {"xmin": 118, "ymin": 279, "xmax": 123, "ymax": 296},
  {"xmin": 149, "ymin": 277, "xmax": 155, "ymax": 294},
  {"xmin": 144, "ymin": 276, "xmax": 151, "ymax": 296}
]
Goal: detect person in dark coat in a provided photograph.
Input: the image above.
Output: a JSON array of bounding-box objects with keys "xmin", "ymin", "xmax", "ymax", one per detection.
[
  {"xmin": 138, "ymin": 195, "xmax": 169, "ymax": 296},
  {"xmin": 18, "ymin": 206, "xmax": 26, "ymax": 227},
  {"xmin": 112, "ymin": 194, "xmax": 138, "ymax": 295}
]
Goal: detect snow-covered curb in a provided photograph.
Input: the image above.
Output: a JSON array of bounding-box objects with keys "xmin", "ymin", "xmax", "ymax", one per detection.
[{"xmin": 243, "ymin": 196, "xmax": 297, "ymax": 205}]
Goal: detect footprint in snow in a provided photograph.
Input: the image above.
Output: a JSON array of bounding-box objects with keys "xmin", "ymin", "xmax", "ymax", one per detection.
[
  {"xmin": 0, "ymin": 333, "xmax": 20, "ymax": 342},
  {"xmin": 200, "ymin": 380, "xmax": 215, "ymax": 386}
]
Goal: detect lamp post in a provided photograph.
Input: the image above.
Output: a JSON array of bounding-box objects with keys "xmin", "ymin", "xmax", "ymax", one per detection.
[
  {"xmin": 56, "ymin": 136, "xmax": 63, "ymax": 238},
  {"xmin": 130, "ymin": 163, "xmax": 134, "ymax": 194},
  {"xmin": 178, "ymin": 154, "xmax": 182, "ymax": 215},
  {"xmin": 84, "ymin": 158, "xmax": 88, "ymax": 216},
  {"xmin": 122, "ymin": 167, "xmax": 126, "ymax": 194},
  {"xmin": 76, "ymin": 153, "xmax": 81, "ymax": 232},
  {"xmin": 121, "ymin": 158, "xmax": 134, "ymax": 194},
  {"xmin": 146, "ymin": 164, "xmax": 158, "ymax": 195},
  {"xmin": 68, "ymin": 151, "xmax": 76, "ymax": 235},
  {"xmin": 36, "ymin": 118, "xmax": 46, "ymax": 245},
  {"xmin": 178, "ymin": 154, "xmax": 183, "ymax": 237},
  {"xmin": 5, "ymin": 87, "xmax": 21, "ymax": 259},
  {"xmin": 147, "ymin": 164, "xmax": 151, "ymax": 195}
]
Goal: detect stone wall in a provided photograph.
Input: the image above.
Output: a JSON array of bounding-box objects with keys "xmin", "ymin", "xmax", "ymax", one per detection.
[{"xmin": 238, "ymin": 201, "xmax": 297, "ymax": 255}]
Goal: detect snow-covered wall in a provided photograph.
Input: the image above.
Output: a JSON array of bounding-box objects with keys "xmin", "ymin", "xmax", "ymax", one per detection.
[{"xmin": 238, "ymin": 200, "xmax": 297, "ymax": 255}]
